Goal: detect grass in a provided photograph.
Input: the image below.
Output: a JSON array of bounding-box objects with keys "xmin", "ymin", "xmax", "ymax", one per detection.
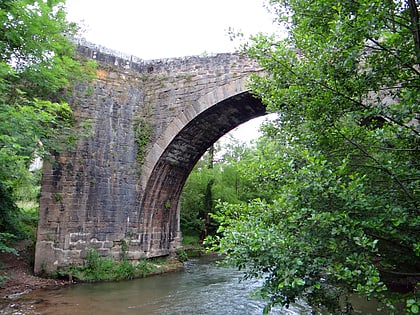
[
  {"xmin": 59, "ymin": 248, "xmax": 184, "ymax": 282},
  {"xmin": 61, "ymin": 248, "xmax": 157, "ymax": 282}
]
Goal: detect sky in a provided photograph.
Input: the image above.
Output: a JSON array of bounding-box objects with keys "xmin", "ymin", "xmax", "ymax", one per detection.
[{"xmin": 65, "ymin": 0, "xmax": 278, "ymax": 142}]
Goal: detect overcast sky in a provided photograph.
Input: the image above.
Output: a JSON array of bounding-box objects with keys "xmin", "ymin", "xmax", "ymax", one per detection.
[
  {"xmin": 65, "ymin": 0, "xmax": 277, "ymax": 59},
  {"xmin": 65, "ymin": 0, "xmax": 278, "ymax": 141}
]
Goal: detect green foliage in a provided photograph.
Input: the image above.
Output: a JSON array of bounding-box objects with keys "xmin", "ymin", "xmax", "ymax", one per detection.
[
  {"xmin": 66, "ymin": 248, "xmax": 157, "ymax": 282},
  {"xmin": 133, "ymin": 117, "xmax": 153, "ymax": 166},
  {"xmin": 0, "ymin": 232, "xmax": 18, "ymax": 285},
  {"xmin": 175, "ymin": 249, "xmax": 189, "ymax": 263},
  {"xmin": 180, "ymin": 144, "xmax": 249, "ymax": 238},
  {"xmin": 0, "ymin": 0, "xmax": 95, "ymax": 245},
  {"xmin": 0, "ymin": 233, "xmax": 18, "ymax": 256},
  {"xmin": 211, "ymin": 153, "xmax": 390, "ymax": 312},
  {"xmin": 181, "ymin": 235, "xmax": 201, "ymax": 247},
  {"xmin": 408, "ymin": 298, "xmax": 420, "ymax": 314},
  {"xmin": 0, "ymin": 0, "xmax": 90, "ymax": 99},
  {"xmin": 0, "ymin": 182, "xmax": 22, "ymax": 236},
  {"xmin": 16, "ymin": 202, "xmax": 39, "ymax": 242},
  {"xmin": 211, "ymin": 0, "xmax": 420, "ymax": 313},
  {"xmin": 181, "ymin": 150, "xmax": 213, "ymax": 237},
  {"xmin": 0, "ymin": 173, "xmax": 38, "ymax": 286}
]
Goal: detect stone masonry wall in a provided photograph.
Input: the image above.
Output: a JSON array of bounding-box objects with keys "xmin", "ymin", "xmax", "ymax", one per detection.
[{"xmin": 34, "ymin": 43, "xmax": 263, "ymax": 274}]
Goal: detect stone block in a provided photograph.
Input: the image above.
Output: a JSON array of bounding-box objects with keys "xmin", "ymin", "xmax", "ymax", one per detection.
[
  {"xmin": 89, "ymin": 238, "xmax": 103, "ymax": 249},
  {"xmin": 126, "ymin": 251, "xmax": 146, "ymax": 260},
  {"xmin": 97, "ymin": 248, "xmax": 110, "ymax": 257},
  {"xmin": 103, "ymin": 241, "xmax": 114, "ymax": 248}
]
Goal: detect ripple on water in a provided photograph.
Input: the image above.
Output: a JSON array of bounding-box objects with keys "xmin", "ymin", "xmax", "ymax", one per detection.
[{"xmin": 19, "ymin": 256, "xmax": 380, "ymax": 315}]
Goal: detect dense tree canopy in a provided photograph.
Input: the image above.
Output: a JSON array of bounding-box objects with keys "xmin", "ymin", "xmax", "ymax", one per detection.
[
  {"xmin": 210, "ymin": 0, "xmax": 420, "ymax": 313},
  {"xmin": 181, "ymin": 143, "xmax": 247, "ymax": 239},
  {"xmin": 0, "ymin": 0, "xmax": 93, "ymax": 242}
]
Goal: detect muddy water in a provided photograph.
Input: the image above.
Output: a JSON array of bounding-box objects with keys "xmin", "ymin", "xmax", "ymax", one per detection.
[{"xmin": 5, "ymin": 255, "xmax": 383, "ymax": 314}]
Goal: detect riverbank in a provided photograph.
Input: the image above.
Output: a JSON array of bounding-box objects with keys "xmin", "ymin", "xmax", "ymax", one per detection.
[
  {"xmin": 0, "ymin": 241, "xmax": 70, "ymax": 314},
  {"xmin": 0, "ymin": 241, "xmax": 69, "ymax": 299}
]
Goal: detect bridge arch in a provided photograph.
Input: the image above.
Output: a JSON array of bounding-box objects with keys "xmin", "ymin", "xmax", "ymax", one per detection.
[
  {"xmin": 141, "ymin": 77, "xmax": 262, "ymax": 188},
  {"xmin": 139, "ymin": 86, "xmax": 265, "ymax": 255}
]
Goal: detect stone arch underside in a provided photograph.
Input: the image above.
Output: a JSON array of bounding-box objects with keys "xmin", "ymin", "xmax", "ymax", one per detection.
[{"xmin": 139, "ymin": 91, "xmax": 265, "ymax": 255}]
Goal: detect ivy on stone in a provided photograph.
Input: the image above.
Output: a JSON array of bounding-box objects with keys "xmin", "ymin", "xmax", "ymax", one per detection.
[{"xmin": 133, "ymin": 117, "xmax": 153, "ymax": 166}]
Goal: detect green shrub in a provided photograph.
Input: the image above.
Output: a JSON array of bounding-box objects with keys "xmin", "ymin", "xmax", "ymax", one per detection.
[
  {"xmin": 66, "ymin": 248, "xmax": 158, "ymax": 282},
  {"xmin": 175, "ymin": 249, "xmax": 188, "ymax": 263},
  {"xmin": 136, "ymin": 259, "xmax": 156, "ymax": 277},
  {"xmin": 182, "ymin": 235, "xmax": 201, "ymax": 247},
  {"xmin": 115, "ymin": 259, "xmax": 136, "ymax": 280}
]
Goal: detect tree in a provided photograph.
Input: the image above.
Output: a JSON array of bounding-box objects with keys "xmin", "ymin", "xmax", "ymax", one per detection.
[
  {"xmin": 211, "ymin": 0, "xmax": 420, "ymax": 313},
  {"xmin": 0, "ymin": 1, "xmax": 93, "ymax": 245},
  {"xmin": 180, "ymin": 142, "xmax": 253, "ymax": 239}
]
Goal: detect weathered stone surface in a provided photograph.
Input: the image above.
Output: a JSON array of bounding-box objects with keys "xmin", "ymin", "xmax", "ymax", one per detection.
[{"xmin": 34, "ymin": 43, "xmax": 266, "ymax": 274}]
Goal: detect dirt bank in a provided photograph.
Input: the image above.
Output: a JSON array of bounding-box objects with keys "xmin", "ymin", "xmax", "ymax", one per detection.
[{"xmin": 0, "ymin": 241, "xmax": 70, "ymax": 314}]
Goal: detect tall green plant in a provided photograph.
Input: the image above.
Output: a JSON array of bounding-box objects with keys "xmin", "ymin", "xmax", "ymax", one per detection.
[
  {"xmin": 212, "ymin": 0, "xmax": 420, "ymax": 313},
  {"xmin": 0, "ymin": 0, "xmax": 94, "ymax": 247}
]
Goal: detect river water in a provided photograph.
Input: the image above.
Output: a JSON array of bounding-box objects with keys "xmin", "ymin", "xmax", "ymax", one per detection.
[{"xmin": 13, "ymin": 255, "xmax": 382, "ymax": 314}]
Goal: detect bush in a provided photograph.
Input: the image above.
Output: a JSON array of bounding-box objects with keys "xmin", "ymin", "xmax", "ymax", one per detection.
[
  {"xmin": 67, "ymin": 248, "xmax": 158, "ymax": 282},
  {"xmin": 175, "ymin": 249, "xmax": 188, "ymax": 263}
]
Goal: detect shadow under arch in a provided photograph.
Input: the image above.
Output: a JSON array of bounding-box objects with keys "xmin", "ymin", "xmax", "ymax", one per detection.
[{"xmin": 138, "ymin": 90, "xmax": 266, "ymax": 255}]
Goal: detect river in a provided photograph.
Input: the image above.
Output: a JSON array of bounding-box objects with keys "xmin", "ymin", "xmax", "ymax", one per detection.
[{"xmin": 5, "ymin": 255, "xmax": 383, "ymax": 314}]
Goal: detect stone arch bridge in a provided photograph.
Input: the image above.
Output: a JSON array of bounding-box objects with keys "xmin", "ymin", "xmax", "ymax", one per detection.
[{"xmin": 34, "ymin": 44, "xmax": 266, "ymax": 273}]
